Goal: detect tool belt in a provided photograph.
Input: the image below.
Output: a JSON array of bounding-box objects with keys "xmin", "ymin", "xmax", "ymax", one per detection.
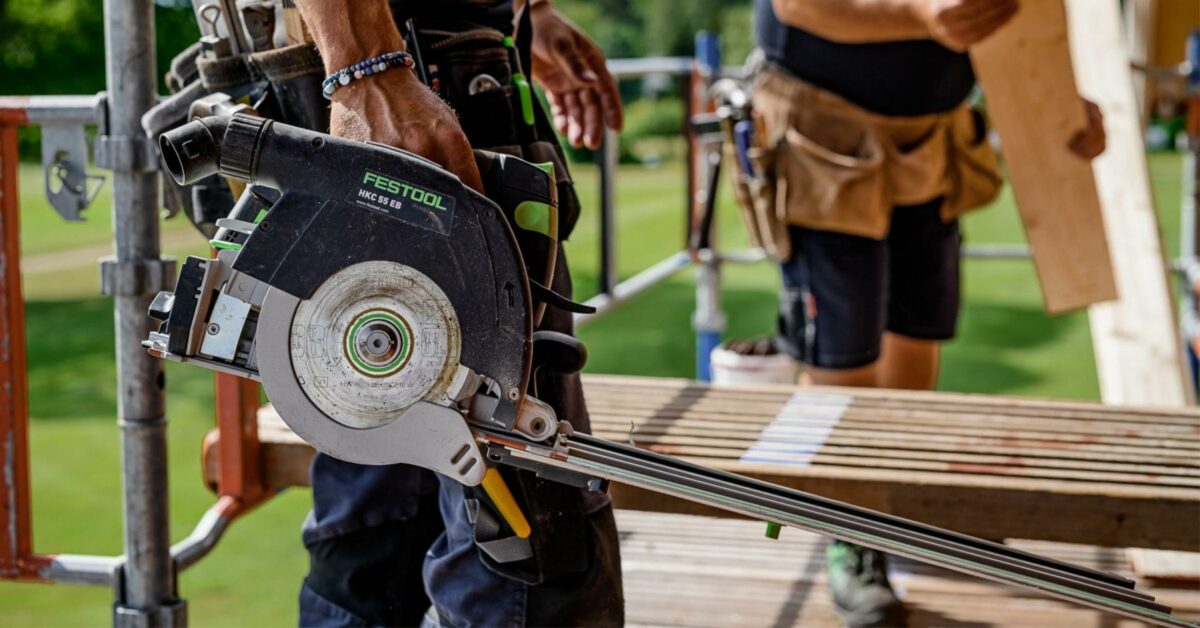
[{"xmin": 734, "ymin": 63, "xmax": 1003, "ymax": 259}]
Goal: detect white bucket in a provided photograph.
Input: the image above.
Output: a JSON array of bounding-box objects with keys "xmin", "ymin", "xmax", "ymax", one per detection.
[{"xmin": 710, "ymin": 346, "xmax": 797, "ymax": 385}]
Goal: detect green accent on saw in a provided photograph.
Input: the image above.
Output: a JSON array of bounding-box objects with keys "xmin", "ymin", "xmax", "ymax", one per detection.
[
  {"xmin": 344, "ymin": 310, "xmax": 413, "ymax": 377},
  {"xmin": 513, "ymin": 73, "xmax": 535, "ymax": 126},
  {"xmin": 515, "ymin": 201, "xmax": 557, "ymax": 240},
  {"xmin": 765, "ymin": 521, "xmax": 782, "ymax": 540},
  {"xmin": 534, "ymin": 161, "xmax": 557, "ymax": 191},
  {"xmin": 253, "ymin": 209, "xmax": 269, "ymax": 224},
  {"xmin": 210, "ymin": 239, "xmax": 242, "ymax": 251}
]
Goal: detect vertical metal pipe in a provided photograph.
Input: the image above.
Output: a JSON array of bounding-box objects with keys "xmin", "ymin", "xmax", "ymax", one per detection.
[
  {"xmin": 102, "ymin": 0, "xmax": 179, "ymax": 621},
  {"xmin": 598, "ymin": 129, "xmax": 618, "ymax": 297},
  {"xmin": 682, "ymin": 71, "xmax": 697, "ymax": 251}
]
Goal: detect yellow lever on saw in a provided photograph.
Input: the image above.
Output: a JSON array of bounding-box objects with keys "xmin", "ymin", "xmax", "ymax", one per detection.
[{"xmin": 481, "ymin": 467, "xmax": 532, "ymax": 539}]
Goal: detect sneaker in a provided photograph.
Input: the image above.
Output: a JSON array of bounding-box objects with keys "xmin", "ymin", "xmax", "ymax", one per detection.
[{"xmin": 826, "ymin": 541, "xmax": 908, "ymax": 627}]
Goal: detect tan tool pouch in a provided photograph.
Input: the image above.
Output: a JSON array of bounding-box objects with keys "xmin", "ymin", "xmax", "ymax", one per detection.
[{"xmin": 735, "ymin": 65, "xmax": 1002, "ymax": 252}]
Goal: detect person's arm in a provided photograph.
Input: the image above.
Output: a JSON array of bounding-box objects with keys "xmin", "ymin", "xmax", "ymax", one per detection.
[
  {"xmin": 294, "ymin": 0, "xmax": 483, "ymax": 191},
  {"xmin": 771, "ymin": 0, "xmax": 1019, "ymax": 52}
]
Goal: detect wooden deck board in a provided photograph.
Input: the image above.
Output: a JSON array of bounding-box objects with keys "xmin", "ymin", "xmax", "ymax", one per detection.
[
  {"xmin": 208, "ymin": 375, "xmax": 1200, "ymax": 550},
  {"xmin": 617, "ymin": 510, "xmax": 1200, "ymax": 627}
]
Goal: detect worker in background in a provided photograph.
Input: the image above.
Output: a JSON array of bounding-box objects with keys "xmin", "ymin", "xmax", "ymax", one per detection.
[
  {"xmin": 746, "ymin": 0, "xmax": 1107, "ymax": 625},
  {"xmin": 291, "ymin": 1, "xmax": 624, "ymax": 625}
]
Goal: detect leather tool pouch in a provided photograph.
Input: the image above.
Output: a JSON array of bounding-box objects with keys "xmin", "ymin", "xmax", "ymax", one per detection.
[
  {"xmin": 742, "ymin": 65, "xmax": 1003, "ymax": 248},
  {"xmin": 726, "ymin": 126, "xmax": 792, "ymax": 260},
  {"xmin": 195, "ymin": 42, "xmax": 328, "ymax": 131},
  {"xmin": 419, "ymin": 25, "xmax": 584, "ymax": 241}
]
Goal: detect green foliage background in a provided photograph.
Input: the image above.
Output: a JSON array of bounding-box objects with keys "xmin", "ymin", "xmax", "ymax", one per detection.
[
  {"xmin": 0, "ymin": 1, "xmax": 753, "ymax": 96},
  {"xmin": 0, "ymin": 0, "xmax": 753, "ymax": 158}
]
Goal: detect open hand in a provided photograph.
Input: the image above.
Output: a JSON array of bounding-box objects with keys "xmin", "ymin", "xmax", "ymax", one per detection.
[
  {"xmin": 330, "ymin": 68, "xmax": 484, "ymax": 192},
  {"xmin": 913, "ymin": 0, "xmax": 1020, "ymax": 52},
  {"xmin": 528, "ymin": 1, "xmax": 623, "ymax": 149}
]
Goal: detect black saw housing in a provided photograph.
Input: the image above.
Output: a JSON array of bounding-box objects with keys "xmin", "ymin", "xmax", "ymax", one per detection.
[{"xmin": 159, "ymin": 113, "xmax": 536, "ymax": 406}]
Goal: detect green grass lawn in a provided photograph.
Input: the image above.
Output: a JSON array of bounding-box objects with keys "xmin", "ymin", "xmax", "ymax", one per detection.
[{"xmin": 0, "ymin": 152, "xmax": 1187, "ymax": 625}]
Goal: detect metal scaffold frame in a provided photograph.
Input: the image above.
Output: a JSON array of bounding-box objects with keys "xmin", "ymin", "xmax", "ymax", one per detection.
[{"xmin": 0, "ymin": 1, "xmax": 1196, "ymax": 623}]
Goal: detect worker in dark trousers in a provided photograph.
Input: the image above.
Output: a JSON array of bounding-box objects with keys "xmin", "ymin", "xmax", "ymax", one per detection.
[
  {"xmin": 743, "ymin": 0, "xmax": 1107, "ymax": 625},
  {"xmin": 290, "ymin": 1, "xmax": 625, "ymax": 625}
]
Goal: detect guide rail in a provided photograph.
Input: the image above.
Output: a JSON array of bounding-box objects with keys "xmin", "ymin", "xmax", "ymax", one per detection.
[{"xmin": 480, "ymin": 428, "xmax": 1195, "ymax": 628}]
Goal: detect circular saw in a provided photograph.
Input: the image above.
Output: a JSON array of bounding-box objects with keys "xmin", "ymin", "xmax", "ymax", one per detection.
[{"xmin": 145, "ymin": 113, "xmax": 570, "ymax": 486}]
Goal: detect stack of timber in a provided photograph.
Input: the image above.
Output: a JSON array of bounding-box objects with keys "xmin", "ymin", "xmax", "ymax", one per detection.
[
  {"xmin": 586, "ymin": 375, "xmax": 1199, "ymax": 551},
  {"xmin": 616, "ymin": 509, "xmax": 1200, "ymax": 627},
  {"xmin": 218, "ymin": 375, "xmax": 1200, "ymax": 552}
]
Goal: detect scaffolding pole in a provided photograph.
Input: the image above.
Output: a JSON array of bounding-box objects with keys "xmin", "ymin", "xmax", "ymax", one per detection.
[{"xmin": 100, "ymin": 0, "xmax": 183, "ymax": 623}]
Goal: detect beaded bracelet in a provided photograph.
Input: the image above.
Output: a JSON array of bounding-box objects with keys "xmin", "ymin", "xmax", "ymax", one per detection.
[{"xmin": 322, "ymin": 51, "xmax": 415, "ymax": 99}]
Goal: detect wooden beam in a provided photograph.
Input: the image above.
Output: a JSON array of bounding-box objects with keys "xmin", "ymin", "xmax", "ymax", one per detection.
[
  {"xmin": 971, "ymin": 0, "xmax": 1118, "ymax": 314},
  {"xmin": 1065, "ymin": 0, "xmax": 1194, "ymax": 407},
  {"xmin": 220, "ymin": 375, "xmax": 1200, "ymax": 550},
  {"xmin": 1124, "ymin": 0, "xmax": 1159, "ymax": 124}
]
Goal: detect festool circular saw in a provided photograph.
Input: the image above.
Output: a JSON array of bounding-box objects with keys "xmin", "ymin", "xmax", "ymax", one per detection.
[
  {"xmin": 143, "ymin": 113, "xmax": 1192, "ymax": 628},
  {"xmin": 147, "ymin": 113, "xmax": 566, "ymax": 487}
]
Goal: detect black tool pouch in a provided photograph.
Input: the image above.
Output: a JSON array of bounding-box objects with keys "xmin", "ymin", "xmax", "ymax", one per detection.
[
  {"xmin": 195, "ymin": 43, "xmax": 329, "ymax": 132},
  {"xmin": 419, "ymin": 25, "xmax": 583, "ymax": 240}
]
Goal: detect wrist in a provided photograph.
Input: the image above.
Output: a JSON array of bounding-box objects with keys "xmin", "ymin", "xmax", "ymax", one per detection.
[{"xmin": 329, "ymin": 63, "xmax": 422, "ymax": 108}]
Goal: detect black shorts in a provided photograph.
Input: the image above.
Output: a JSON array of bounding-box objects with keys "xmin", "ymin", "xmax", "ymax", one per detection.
[{"xmin": 776, "ymin": 199, "xmax": 962, "ymax": 369}]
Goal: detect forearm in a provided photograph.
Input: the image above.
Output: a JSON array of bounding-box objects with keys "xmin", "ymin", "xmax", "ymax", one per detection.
[
  {"xmin": 771, "ymin": 0, "xmax": 930, "ymax": 43},
  {"xmin": 293, "ymin": 0, "xmax": 407, "ymax": 72}
]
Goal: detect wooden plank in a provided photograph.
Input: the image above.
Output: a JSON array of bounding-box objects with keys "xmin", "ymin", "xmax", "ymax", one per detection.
[
  {"xmin": 616, "ymin": 510, "xmax": 1200, "ymax": 627},
  {"xmin": 971, "ymin": 0, "xmax": 1117, "ymax": 314},
  {"xmin": 1128, "ymin": 549, "xmax": 1200, "ymax": 582},
  {"xmin": 586, "ymin": 375, "xmax": 1200, "ymax": 421},
  {"xmin": 221, "ymin": 376, "xmax": 1200, "ymax": 549},
  {"xmin": 1066, "ymin": 0, "xmax": 1195, "ymax": 407},
  {"xmin": 608, "ymin": 472, "xmax": 1200, "ymax": 551}
]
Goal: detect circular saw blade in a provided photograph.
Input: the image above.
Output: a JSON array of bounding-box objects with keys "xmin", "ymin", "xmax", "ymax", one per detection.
[
  {"xmin": 288, "ymin": 261, "xmax": 461, "ymax": 429},
  {"xmin": 256, "ymin": 262, "xmax": 485, "ymax": 480}
]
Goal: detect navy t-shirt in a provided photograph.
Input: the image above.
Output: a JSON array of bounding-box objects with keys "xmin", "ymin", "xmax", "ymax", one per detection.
[{"xmin": 754, "ymin": 0, "xmax": 976, "ymax": 116}]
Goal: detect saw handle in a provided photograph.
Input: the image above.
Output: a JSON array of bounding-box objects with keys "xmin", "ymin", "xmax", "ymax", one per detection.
[{"xmin": 480, "ymin": 468, "xmax": 531, "ymax": 539}]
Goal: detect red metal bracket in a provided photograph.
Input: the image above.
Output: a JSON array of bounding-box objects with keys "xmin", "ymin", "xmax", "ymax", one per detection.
[
  {"xmin": 209, "ymin": 372, "xmax": 272, "ymax": 514},
  {"xmin": 0, "ymin": 104, "xmax": 55, "ymax": 581}
]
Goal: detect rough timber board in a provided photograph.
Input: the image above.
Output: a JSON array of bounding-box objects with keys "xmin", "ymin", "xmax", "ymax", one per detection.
[
  {"xmin": 617, "ymin": 510, "xmax": 1200, "ymax": 627},
  {"xmin": 971, "ymin": 0, "xmax": 1117, "ymax": 314},
  {"xmin": 1065, "ymin": 0, "xmax": 1193, "ymax": 407},
  {"xmin": 228, "ymin": 375, "xmax": 1200, "ymax": 550}
]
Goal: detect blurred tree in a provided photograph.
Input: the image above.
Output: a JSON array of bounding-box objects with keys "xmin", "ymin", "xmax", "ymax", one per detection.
[{"xmin": 0, "ymin": 0, "xmax": 197, "ymax": 96}]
